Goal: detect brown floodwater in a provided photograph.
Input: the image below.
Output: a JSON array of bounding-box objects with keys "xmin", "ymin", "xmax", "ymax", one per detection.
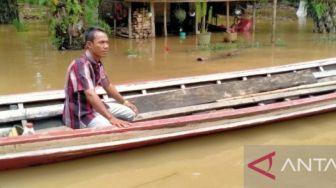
[
  {"xmin": 1, "ymin": 20, "xmax": 336, "ymax": 95},
  {"xmin": 0, "ymin": 18, "xmax": 336, "ymax": 187}
]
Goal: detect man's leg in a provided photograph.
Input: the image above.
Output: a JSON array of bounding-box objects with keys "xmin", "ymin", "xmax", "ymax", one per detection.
[
  {"xmin": 87, "ymin": 103, "xmax": 136, "ymax": 128},
  {"xmin": 106, "ymin": 102, "xmax": 136, "ymax": 121},
  {"xmin": 87, "ymin": 114, "xmax": 114, "ymax": 128}
]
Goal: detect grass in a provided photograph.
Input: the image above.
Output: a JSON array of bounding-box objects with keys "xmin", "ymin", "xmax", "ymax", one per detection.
[{"xmin": 12, "ymin": 19, "xmax": 29, "ymax": 32}]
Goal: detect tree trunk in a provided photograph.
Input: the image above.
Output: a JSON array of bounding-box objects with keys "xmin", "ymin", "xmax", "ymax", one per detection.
[
  {"xmin": 51, "ymin": 0, "xmax": 86, "ymax": 50},
  {"xmin": 312, "ymin": 1, "xmax": 336, "ymax": 33},
  {"xmin": 330, "ymin": 1, "xmax": 336, "ymax": 33},
  {"xmin": 0, "ymin": 0, "xmax": 19, "ymax": 24}
]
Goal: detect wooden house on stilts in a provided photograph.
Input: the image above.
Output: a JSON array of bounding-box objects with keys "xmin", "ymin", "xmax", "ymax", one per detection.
[{"xmin": 99, "ymin": 0, "xmax": 265, "ymax": 39}]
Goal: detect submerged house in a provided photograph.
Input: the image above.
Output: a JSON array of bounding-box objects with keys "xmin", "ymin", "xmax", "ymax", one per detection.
[{"xmin": 99, "ymin": 0, "xmax": 256, "ymax": 39}]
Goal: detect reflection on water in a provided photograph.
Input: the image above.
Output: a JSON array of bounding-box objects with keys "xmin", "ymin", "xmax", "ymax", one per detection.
[{"xmin": 0, "ymin": 19, "xmax": 336, "ymax": 187}]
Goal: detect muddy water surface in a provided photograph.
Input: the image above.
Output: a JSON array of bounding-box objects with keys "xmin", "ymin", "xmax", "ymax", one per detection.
[{"xmin": 0, "ymin": 19, "xmax": 335, "ymax": 188}]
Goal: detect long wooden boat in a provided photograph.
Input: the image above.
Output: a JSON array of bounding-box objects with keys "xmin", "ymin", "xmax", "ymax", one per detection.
[{"xmin": 1, "ymin": 57, "xmax": 336, "ymax": 170}]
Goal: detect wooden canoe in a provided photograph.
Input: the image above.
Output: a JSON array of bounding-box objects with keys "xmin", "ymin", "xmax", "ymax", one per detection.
[{"xmin": 1, "ymin": 57, "xmax": 336, "ymax": 170}]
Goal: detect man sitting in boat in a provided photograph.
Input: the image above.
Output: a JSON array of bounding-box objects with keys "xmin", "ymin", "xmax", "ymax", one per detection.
[{"xmin": 63, "ymin": 27, "xmax": 138, "ymax": 129}]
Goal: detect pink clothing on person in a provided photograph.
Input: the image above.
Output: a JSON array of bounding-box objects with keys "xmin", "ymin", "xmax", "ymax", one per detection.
[{"xmin": 63, "ymin": 51, "xmax": 110, "ymax": 129}]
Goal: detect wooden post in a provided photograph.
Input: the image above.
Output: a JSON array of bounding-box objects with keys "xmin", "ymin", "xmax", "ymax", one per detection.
[
  {"xmin": 226, "ymin": 1, "xmax": 230, "ymax": 29},
  {"xmin": 252, "ymin": 0, "xmax": 256, "ymax": 43},
  {"xmin": 151, "ymin": 36, "xmax": 156, "ymax": 65},
  {"xmin": 128, "ymin": 3, "xmax": 132, "ymax": 39},
  {"xmin": 141, "ymin": 8, "xmax": 145, "ymax": 37},
  {"xmin": 195, "ymin": 2, "xmax": 198, "ymax": 34},
  {"xmin": 164, "ymin": 2, "xmax": 167, "ymax": 37},
  {"xmin": 252, "ymin": 0, "xmax": 256, "ymax": 34},
  {"xmin": 164, "ymin": 36, "xmax": 167, "ymax": 61},
  {"xmin": 114, "ymin": 19, "xmax": 117, "ymax": 37},
  {"xmin": 271, "ymin": 0, "xmax": 277, "ymax": 44},
  {"xmin": 150, "ymin": 1, "xmax": 156, "ymax": 37}
]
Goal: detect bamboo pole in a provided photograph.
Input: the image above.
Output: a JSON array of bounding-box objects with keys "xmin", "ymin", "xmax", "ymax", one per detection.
[
  {"xmin": 195, "ymin": 2, "xmax": 198, "ymax": 34},
  {"xmin": 252, "ymin": 0, "xmax": 256, "ymax": 43},
  {"xmin": 151, "ymin": 36, "xmax": 156, "ymax": 65},
  {"xmin": 141, "ymin": 8, "xmax": 145, "ymax": 37},
  {"xmin": 128, "ymin": 3, "xmax": 132, "ymax": 38},
  {"xmin": 226, "ymin": 1, "xmax": 230, "ymax": 29},
  {"xmin": 150, "ymin": 1, "xmax": 156, "ymax": 37},
  {"xmin": 114, "ymin": 19, "xmax": 117, "ymax": 37},
  {"xmin": 271, "ymin": 0, "xmax": 277, "ymax": 44},
  {"xmin": 164, "ymin": 2, "xmax": 167, "ymax": 37},
  {"xmin": 252, "ymin": 0, "xmax": 256, "ymax": 34}
]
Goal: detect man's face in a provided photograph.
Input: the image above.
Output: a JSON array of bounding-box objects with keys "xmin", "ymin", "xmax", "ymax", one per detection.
[{"xmin": 87, "ymin": 31, "xmax": 109, "ymax": 59}]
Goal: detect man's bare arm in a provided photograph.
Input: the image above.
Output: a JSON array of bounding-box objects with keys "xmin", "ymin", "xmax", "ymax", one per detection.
[
  {"xmin": 104, "ymin": 83, "xmax": 138, "ymax": 114},
  {"xmin": 103, "ymin": 83, "xmax": 125, "ymax": 104}
]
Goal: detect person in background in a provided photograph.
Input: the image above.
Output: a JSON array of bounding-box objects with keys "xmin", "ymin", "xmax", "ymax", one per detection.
[{"xmin": 63, "ymin": 27, "xmax": 138, "ymax": 129}]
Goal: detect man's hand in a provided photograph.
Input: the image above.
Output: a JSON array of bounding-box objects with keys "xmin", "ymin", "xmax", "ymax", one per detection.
[
  {"xmin": 124, "ymin": 100, "xmax": 139, "ymax": 114},
  {"xmin": 108, "ymin": 117, "xmax": 132, "ymax": 128}
]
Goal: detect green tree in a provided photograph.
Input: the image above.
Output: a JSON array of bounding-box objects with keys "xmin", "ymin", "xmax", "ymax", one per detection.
[
  {"xmin": 41, "ymin": 0, "xmax": 110, "ymax": 50},
  {"xmin": 0, "ymin": 0, "xmax": 19, "ymax": 24},
  {"xmin": 306, "ymin": 0, "xmax": 336, "ymax": 33},
  {"xmin": 261, "ymin": 0, "xmax": 336, "ymax": 33}
]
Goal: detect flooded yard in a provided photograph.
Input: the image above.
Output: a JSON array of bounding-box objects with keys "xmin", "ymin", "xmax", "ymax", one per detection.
[{"xmin": 0, "ymin": 17, "xmax": 336, "ymax": 188}]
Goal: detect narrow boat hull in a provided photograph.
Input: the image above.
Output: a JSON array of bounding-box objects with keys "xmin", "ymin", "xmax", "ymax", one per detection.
[
  {"xmin": 2, "ymin": 58, "xmax": 336, "ymax": 170},
  {"xmin": 1, "ymin": 92, "xmax": 336, "ymax": 170}
]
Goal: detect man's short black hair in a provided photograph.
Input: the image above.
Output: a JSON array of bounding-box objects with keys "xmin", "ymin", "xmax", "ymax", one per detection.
[{"xmin": 84, "ymin": 26, "xmax": 107, "ymax": 43}]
